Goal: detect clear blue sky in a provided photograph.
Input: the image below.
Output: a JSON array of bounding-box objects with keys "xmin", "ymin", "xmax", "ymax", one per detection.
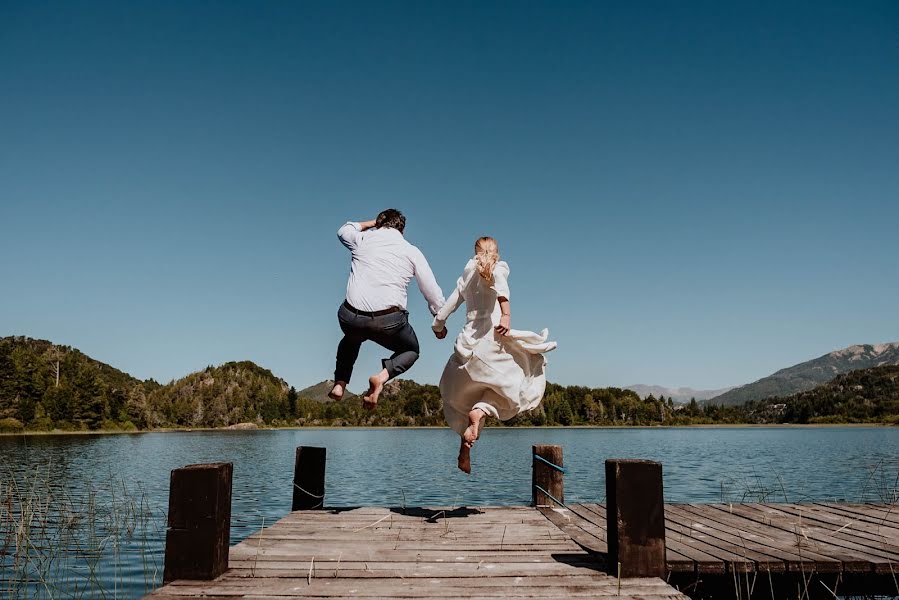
[{"xmin": 1, "ymin": 1, "xmax": 897, "ymax": 392}]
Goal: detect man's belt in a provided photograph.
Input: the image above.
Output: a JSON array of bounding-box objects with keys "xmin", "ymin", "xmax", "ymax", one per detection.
[{"xmin": 343, "ymin": 301, "xmax": 402, "ymax": 317}]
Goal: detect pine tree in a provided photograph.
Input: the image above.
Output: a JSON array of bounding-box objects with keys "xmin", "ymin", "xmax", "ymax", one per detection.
[{"xmin": 287, "ymin": 386, "xmax": 298, "ymax": 417}]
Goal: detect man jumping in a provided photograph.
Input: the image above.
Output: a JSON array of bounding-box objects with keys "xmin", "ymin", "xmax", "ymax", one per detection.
[{"xmin": 329, "ymin": 209, "xmax": 446, "ymax": 409}]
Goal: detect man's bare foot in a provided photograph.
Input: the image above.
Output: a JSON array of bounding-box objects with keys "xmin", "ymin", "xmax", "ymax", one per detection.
[
  {"xmin": 458, "ymin": 440, "xmax": 472, "ymax": 474},
  {"xmin": 363, "ymin": 371, "xmax": 388, "ymax": 410},
  {"xmin": 328, "ymin": 381, "xmax": 346, "ymax": 401},
  {"xmin": 462, "ymin": 408, "xmax": 487, "ymax": 445}
]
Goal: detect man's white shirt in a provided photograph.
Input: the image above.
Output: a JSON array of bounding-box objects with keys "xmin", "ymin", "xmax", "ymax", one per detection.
[{"xmin": 338, "ymin": 222, "xmax": 445, "ymax": 316}]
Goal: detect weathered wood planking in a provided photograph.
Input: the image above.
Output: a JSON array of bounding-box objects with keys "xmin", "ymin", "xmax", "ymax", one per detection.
[
  {"xmin": 543, "ymin": 503, "xmax": 899, "ymax": 576},
  {"xmin": 145, "ymin": 506, "xmax": 688, "ymax": 600}
]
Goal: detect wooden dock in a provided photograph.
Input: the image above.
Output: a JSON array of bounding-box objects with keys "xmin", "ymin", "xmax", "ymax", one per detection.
[
  {"xmin": 542, "ymin": 502, "xmax": 899, "ymax": 575},
  {"xmin": 147, "ymin": 506, "xmax": 689, "ymax": 599},
  {"xmin": 542, "ymin": 502, "xmax": 899, "ymax": 597},
  {"xmin": 145, "ymin": 446, "xmax": 899, "ymax": 599}
]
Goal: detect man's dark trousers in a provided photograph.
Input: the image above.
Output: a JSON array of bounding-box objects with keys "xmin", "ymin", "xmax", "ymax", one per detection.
[{"xmin": 334, "ymin": 302, "xmax": 420, "ymax": 384}]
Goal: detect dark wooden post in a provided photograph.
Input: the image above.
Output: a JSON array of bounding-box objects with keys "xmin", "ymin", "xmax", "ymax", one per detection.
[
  {"xmin": 292, "ymin": 446, "xmax": 326, "ymax": 510},
  {"xmin": 163, "ymin": 462, "xmax": 232, "ymax": 583},
  {"xmin": 605, "ymin": 459, "xmax": 666, "ymax": 578},
  {"xmin": 532, "ymin": 444, "xmax": 564, "ymax": 507}
]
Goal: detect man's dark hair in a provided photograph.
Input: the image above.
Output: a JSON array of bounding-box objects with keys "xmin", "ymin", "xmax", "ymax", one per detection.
[{"xmin": 376, "ymin": 208, "xmax": 406, "ymax": 233}]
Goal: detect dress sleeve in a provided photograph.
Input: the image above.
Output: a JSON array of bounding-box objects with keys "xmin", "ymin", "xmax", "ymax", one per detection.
[
  {"xmin": 491, "ymin": 263, "xmax": 510, "ymax": 300},
  {"xmin": 337, "ymin": 222, "xmax": 362, "ymax": 250},
  {"xmin": 432, "ymin": 275, "xmax": 465, "ymax": 331}
]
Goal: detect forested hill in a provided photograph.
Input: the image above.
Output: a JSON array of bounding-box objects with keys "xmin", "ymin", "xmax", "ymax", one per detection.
[
  {"xmin": 0, "ymin": 336, "xmax": 155, "ymax": 431},
  {"xmin": 1, "ymin": 336, "xmax": 898, "ymax": 432},
  {"xmin": 0, "ymin": 336, "xmax": 703, "ymax": 431},
  {"xmin": 0, "ymin": 336, "xmax": 306, "ymax": 431},
  {"xmin": 745, "ymin": 365, "xmax": 899, "ymax": 424},
  {"xmin": 144, "ymin": 361, "xmax": 291, "ymax": 428}
]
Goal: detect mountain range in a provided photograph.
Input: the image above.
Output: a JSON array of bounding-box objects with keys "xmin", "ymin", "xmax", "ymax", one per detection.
[
  {"xmin": 708, "ymin": 342, "xmax": 899, "ymax": 406},
  {"xmin": 295, "ymin": 380, "xmax": 359, "ymax": 403},
  {"xmin": 625, "ymin": 384, "xmax": 735, "ymax": 403}
]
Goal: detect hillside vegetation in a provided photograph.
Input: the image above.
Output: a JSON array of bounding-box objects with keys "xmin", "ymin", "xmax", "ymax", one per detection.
[
  {"xmin": 745, "ymin": 365, "xmax": 899, "ymax": 424},
  {"xmin": 1, "ymin": 336, "xmax": 897, "ymax": 432},
  {"xmin": 0, "ymin": 336, "xmax": 155, "ymax": 431}
]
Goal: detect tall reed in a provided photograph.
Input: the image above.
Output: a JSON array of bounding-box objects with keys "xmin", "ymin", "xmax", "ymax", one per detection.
[{"xmin": 0, "ymin": 463, "xmax": 165, "ymax": 599}]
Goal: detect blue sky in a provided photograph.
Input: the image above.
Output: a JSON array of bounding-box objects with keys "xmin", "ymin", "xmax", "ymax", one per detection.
[{"xmin": 1, "ymin": 1, "xmax": 897, "ymax": 391}]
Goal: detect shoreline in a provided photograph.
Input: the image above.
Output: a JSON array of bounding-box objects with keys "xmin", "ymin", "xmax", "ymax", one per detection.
[{"xmin": 1, "ymin": 422, "xmax": 894, "ymax": 437}]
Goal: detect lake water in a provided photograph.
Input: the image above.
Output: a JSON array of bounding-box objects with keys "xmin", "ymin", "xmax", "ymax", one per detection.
[{"xmin": 1, "ymin": 426, "xmax": 897, "ymax": 598}]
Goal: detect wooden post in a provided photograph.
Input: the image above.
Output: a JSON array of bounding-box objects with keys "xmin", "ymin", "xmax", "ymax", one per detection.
[
  {"xmin": 163, "ymin": 462, "xmax": 232, "ymax": 583},
  {"xmin": 605, "ymin": 459, "xmax": 666, "ymax": 578},
  {"xmin": 292, "ymin": 446, "xmax": 326, "ymax": 510},
  {"xmin": 532, "ymin": 444, "xmax": 564, "ymax": 507}
]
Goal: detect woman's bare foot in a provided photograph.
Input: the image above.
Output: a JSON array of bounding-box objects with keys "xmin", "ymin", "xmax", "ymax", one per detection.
[
  {"xmin": 457, "ymin": 439, "xmax": 472, "ymax": 474},
  {"xmin": 363, "ymin": 370, "xmax": 388, "ymax": 410},
  {"xmin": 328, "ymin": 381, "xmax": 346, "ymax": 401},
  {"xmin": 462, "ymin": 408, "xmax": 487, "ymax": 445}
]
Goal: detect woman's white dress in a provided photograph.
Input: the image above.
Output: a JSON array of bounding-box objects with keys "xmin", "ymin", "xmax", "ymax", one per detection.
[{"xmin": 432, "ymin": 259, "xmax": 557, "ymax": 436}]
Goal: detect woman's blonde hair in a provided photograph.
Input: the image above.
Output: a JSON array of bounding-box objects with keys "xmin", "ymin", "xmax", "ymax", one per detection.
[{"xmin": 474, "ymin": 237, "xmax": 499, "ymax": 282}]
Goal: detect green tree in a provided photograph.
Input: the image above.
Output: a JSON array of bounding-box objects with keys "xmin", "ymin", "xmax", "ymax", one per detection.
[
  {"xmin": 287, "ymin": 386, "xmax": 298, "ymax": 417},
  {"xmin": 556, "ymin": 397, "xmax": 575, "ymax": 426}
]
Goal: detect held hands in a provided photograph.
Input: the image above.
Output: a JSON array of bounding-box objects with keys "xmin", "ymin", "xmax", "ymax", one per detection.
[
  {"xmin": 495, "ymin": 314, "xmax": 511, "ymax": 336},
  {"xmin": 434, "ymin": 327, "xmax": 448, "ymax": 340}
]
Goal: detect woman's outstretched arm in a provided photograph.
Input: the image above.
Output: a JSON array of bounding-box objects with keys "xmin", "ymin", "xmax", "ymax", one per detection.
[
  {"xmin": 492, "ymin": 263, "xmax": 511, "ymax": 336},
  {"xmin": 495, "ymin": 297, "xmax": 511, "ymax": 336}
]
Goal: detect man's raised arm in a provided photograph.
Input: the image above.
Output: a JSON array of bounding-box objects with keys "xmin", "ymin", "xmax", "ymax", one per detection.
[
  {"xmin": 411, "ymin": 248, "xmax": 445, "ymax": 316},
  {"xmin": 337, "ymin": 219, "xmax": 377, "ymax": 250}
]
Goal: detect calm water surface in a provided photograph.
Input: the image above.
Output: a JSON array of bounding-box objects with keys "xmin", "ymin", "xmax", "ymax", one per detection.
[{"xmin": 1, "ymin": 427, "xmax": 897, "ymax": 597}]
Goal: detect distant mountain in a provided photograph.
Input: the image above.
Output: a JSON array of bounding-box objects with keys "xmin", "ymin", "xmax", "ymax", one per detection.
[
  {"xmin": 626, "ymin": 384, "xmax": 735, "ymax": 404},
  {"xmin": 710, "ymin": 342, "xmax": 899, "ymax": 406},
  {"xmin": 296, "ymin": 380, "xmax": 359, "ymax": 403}
]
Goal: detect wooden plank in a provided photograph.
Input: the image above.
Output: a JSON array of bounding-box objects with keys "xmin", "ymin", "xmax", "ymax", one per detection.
[
  {"xmin": 247, "ymin": 527, "xmax": 576, "ymax": 539},
  {"xmin": 167, "ymin": 574, "xmax": 674, "ymax": 589},
  {"xmin": 810, "ymin": 503, "xmax": 899, "ymax": 530},
  {"xmin": 664, "ymin": 505, "xmax": 788, "ymax": 572},
  {"xmin": 150, "ymin": 591, "xmax": 691, "ymax": 599},
  {"xmin": 154, "ymin": 577, "xmax": 681, "ymax": 597},
  {"xmin": 672, "ymin": 504, "xmax": 835, "ymax": 573},
  {"xmin": 560, "ymin": 504, "xmax": 697, "ymax": 573},
  {"xmin": 711, "ymin": 504, "xmax": 886, "ymax": 573},
  {"xmin": 841, "ymin": 503, "xmax": 899, "ymax": 524},
  {"xmin": 696, "ymin": 504, "xmax": 855, "ymax": 571},
  {"xmin": 233, "ymin": 544, "xmax": 581, "ymax": 553},
  {"xmin": 767, "ymin": 504, "xmax": 899, "ymax": 553},
  {"xmin": 736, "ymin": 504, "xmax": 899, "ymax": 573},
  {"xmin": 578, "ymin": 503, "xmax": 727, "ymax": 574},
  {"xmin": 230, "ymin": 551, "xmax": 599, "ymax": 563},
  {"xmin": 537, "ymin": 506, "xmax": 607, "ymax": 556},
  {"xmin": 222, "ymin": 564, "xmax": 610, "ymax": 578}
]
